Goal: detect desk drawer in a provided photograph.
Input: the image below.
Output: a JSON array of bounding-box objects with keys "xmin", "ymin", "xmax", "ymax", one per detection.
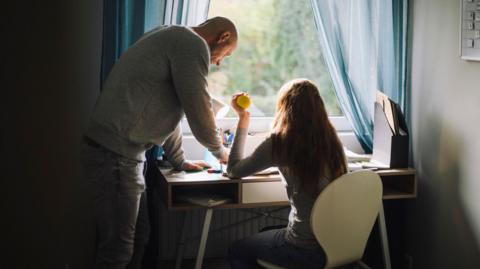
[{"xmin": 242, "ymin": 181, "xmax": 289, "ymax": 204}]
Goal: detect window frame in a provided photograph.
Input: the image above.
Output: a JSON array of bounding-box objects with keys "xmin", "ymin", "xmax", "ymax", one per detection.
[{"xmin": 181, "ymin": 116, "xmax": 352, "ymax": 135}]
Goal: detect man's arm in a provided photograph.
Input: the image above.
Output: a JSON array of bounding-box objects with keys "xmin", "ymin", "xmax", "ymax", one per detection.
[
  {"xmin": 168, "ymin": 30, "xmax": 227, "ymax": 162},
  {"xmin": 163, "ymin": 123, "xmax": 212, "ymax": 171},
  {"xmin": 162, "ymin": 124, "xmax": 186, "ymax": 170}
]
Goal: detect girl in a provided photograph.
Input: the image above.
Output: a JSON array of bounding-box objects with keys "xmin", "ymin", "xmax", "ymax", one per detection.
[{"xmin": 227, "ymin": 79, "xmax": 347, "ymax": 269}]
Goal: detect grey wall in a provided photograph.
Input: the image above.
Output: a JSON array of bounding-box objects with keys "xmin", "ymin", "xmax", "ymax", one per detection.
[
  {"xmin": 1, "ymin": 1, "xmax": 103, "ymax": 268},
  {"xmin": 407, "ymin": 0, "xmax": 480, "ymax": 268}
]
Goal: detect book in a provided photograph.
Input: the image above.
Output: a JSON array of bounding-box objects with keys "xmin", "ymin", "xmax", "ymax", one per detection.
[
  {"xmin": 176, "ymin": 193, "xmax": 232, "ymax": 207},
  {"xmin": 376, "ymin": 91, "xmax": 396, "ymax": 134},
  {"xmin": 344, "ymin": 147, "xmax": 371, "ymax": 162}
]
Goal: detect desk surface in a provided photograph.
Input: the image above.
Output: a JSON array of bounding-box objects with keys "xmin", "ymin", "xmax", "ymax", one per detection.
[
  {"xmin": 161, "ymin": 169, "xmax": 282, "ymax": 184},
  {"xmin": 158, "ymin": 167, "xmax": 417, "ymax": 210}
]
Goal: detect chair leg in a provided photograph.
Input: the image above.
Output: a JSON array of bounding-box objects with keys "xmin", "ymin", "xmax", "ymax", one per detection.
[
  {"xmin": 378, "ymin": 204, "xmax": 392, "ymax": 269},
  {"xmin": 357, "ymin": 260, "xmax": 371, "ymax": 269}
]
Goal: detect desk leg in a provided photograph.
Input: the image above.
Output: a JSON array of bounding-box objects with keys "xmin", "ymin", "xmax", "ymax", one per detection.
[
  {"xmin": 378, "ymin": 204, "xmax": 391, "ymax": 269},
  {"xmin": 175, "ymin": 212, "xmax": 189, "ymax": 269},
  {"xmin": 195, "ymin": 208, "xmax": 213, "ymax": 269}
]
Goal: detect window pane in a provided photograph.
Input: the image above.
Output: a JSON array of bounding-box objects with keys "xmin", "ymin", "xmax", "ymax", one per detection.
[{"xmin": 208, "ymin": 0, "xmax": 342, "ymax": 117}]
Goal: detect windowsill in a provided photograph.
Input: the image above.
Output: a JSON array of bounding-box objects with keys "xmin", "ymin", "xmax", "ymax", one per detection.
[
  {"xmin": 180, "ymin": 116, "xmax": 362, "ymax": 160},
  {"xmin": 181, "ymin": 130, "xmax": 363, "ymax": 160}
]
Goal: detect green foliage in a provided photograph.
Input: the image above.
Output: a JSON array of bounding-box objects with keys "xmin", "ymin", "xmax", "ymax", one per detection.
[{"xmin": 208, "ymin": 0, "xmax": 342, "ymax": 116}]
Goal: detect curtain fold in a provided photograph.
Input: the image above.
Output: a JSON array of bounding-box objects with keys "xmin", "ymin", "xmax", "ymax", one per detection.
[
  {"xmin": 101, "ymin": 0, "xmax": 210, "ymax": 83},
  {"xmin": 310, "ymin": 0, "xmax": 408, "ymax": 152},
  {"xmin": 101, "ymin": 0, "xmax": 172, "ymax": 83}
]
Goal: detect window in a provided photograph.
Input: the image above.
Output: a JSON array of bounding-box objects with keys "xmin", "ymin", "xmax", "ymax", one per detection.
[{"xmin": 207, "ymin": 0, "xmax": 342, "ymax": 117}]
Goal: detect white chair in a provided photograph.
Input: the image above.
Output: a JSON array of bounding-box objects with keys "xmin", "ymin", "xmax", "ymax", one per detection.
[{"xmin": 257, "ymin": 170, "xmax": 383, "ymax": 269}]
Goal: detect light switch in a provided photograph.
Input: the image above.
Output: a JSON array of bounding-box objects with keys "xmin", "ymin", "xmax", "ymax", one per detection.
[
  {"xmin": 475, "ymin": 40, "xmax": 480, "ymax": 49},
  {"xmin": 466, "ymin": 39, "xmax": 474, "ymax": 48},
  {"xmin": 462, "ymin": 1, "xmax": 480, "ymax": 60}
]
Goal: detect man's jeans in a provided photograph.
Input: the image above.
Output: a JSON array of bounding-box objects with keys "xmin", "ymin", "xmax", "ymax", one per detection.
[
  {"xmin": 228, "ymin": 228, "xmax": 326, "ymax": 269},
  {"xmin": 82, "ymin": 139, "xmax": 150, "ymax": 269}
]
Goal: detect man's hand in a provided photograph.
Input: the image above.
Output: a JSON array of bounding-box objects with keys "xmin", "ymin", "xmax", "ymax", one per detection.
[
  {"xmin": 180, "ymin": 160, "xmax": 211, "ymax": 171},
  {"xmin": 218, "ymin": 147, "xmax": 230, "ymax": 164}
]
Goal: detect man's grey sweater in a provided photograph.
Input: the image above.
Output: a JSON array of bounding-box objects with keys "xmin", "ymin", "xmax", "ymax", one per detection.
[{"xmin": 86, "ymin": 25, "xmax": 225, "ymax": 166}]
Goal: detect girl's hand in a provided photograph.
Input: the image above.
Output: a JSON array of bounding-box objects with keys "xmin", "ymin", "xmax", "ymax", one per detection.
[{"xmin": 231, "ymin": 92, "xmax": 251, "ymax": 118}]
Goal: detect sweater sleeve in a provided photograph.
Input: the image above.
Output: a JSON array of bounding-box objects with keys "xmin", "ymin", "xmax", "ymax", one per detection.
[
  {"xmin": 227, "ymin": 128, "xmax": 275, "ymax": 178},
  {"xmin": 162, "ymin": 123, "xmax": 186, "ymax": 170},
  {"xmin": 168, "ymin": 29, "xmax": 226, "ymax": 160}
]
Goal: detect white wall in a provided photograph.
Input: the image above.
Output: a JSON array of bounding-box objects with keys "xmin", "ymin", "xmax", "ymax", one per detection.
[
  {"xmin": 407, "ymin": 0, "xmax": 480, "ymax": 267},
  {"xmin": 2, "ymin": 1, "xmax": 103, "ymax": 268}
]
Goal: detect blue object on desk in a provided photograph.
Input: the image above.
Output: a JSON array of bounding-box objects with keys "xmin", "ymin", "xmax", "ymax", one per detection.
[
  {"xmin": 204, "ymin": 150, "xmax": 221, "ymax": 170},
  {"xmin": 223, "ymin": 131, "xmax": 234, "ymax": 147}
]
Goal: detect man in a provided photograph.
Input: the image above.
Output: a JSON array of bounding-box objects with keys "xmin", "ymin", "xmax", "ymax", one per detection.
[{"xmin": 82, "ymin": 17, "xmax": 238, "ymax": 269}]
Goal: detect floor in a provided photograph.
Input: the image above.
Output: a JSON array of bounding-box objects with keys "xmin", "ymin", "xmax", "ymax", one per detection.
[
  {"xmin": 158, "ymin": 257, "xmax": 359, "ymax": 269},
  {"xmin": 159, "ymin": 258, "xmax": 230, "ymax": 269}
]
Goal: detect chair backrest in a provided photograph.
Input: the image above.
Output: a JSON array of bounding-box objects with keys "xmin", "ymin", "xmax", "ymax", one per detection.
[{"xmin": 310, "ymin": 170, "xmax": 383, "ymax": 269}]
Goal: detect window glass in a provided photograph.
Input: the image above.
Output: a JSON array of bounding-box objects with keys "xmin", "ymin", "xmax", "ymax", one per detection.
[{"xmin": 208, "ymin": 0, "xmax": 342, "ymax": 117}]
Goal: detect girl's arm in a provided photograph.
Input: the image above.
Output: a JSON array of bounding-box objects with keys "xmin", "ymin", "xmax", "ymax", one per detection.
[{"xmin": 227, "ymin": 93, "xmax": 274, "ymax": 178}]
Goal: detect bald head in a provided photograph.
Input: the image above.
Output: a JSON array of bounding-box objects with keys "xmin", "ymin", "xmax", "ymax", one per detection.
[
  {"xmin": 192, "ymin": 16, "xmax": 238, "ymax": 66},
  {"xmin": 194, "ymin": 16, "xmax": 238, "ymax": 43}
]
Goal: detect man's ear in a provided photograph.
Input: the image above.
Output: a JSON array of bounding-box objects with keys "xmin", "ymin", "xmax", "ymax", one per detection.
[{"xmin": 217, "ymin": 31, "xmax": 231, "ymax": 44}]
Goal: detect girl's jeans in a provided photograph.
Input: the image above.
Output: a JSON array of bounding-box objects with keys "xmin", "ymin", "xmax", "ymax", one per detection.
[{"xmin": 228, "ymin": 228, "xmax": 326, "ymax": 269}]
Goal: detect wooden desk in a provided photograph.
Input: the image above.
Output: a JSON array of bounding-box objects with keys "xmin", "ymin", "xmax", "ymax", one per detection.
[
  {"xmin": 159, "ymin": 170, "xmax": 288, "ymax": 211},
  {"xmin": 160, "ymin": 167, "xmax": 416, "ymax": 209},
  {"xmin": 158, "ymin": 167, "xmax": 416, "ymax": 269}
]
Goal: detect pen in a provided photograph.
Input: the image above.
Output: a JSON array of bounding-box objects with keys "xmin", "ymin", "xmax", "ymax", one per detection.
[{"xmin": 207, "ymin": 168, "xmax": 222, "ymax": 173}]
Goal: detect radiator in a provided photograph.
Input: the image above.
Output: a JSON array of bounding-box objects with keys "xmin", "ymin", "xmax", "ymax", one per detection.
[{"xmin": 158, "ymin": 204, "xmax": 290, "ymax": 260}]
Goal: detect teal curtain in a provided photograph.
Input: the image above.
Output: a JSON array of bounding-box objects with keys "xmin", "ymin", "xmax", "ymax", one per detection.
[
  {"xmin": 101, "ymin": 0, "xmax": 210, "ymax": 82},
  {"xmin": 145, "ymin": 0, "xmax": 168, "ymax": 31},
  {"xmin": 101, "ymin": 0, "xmax": 167, "ymax": 82},
  {"xmin": 310, "ymin": 0, "xmax": 408, "ymax": 152}
]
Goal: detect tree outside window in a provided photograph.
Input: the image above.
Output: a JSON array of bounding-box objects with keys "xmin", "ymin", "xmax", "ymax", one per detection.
[{"xmin": 208, "ymin": 0, "xmax": 342, "ymax": 117}]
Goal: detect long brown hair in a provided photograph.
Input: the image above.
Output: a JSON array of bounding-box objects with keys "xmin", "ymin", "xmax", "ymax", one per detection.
[{"xmin": 271, "ymin": 79, "xmax": 347, "ymax": 194}]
